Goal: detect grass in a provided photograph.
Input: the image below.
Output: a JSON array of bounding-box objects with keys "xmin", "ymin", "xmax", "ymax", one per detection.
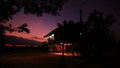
[{"xmin": 0, "ymin": 48, "xmax": 120, "ymax": 68}]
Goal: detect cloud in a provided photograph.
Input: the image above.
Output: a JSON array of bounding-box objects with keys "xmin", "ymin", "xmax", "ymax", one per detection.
[
  {"xmin": 32, "ymin": 36, "xmax": 43, "ymax": 40},
  {"xmin": 5, "ymin": 36, "xmax": 42, "ymax": 45}
]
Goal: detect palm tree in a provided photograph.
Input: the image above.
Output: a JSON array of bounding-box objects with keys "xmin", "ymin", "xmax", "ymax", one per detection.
[{"xmin": 56, "ymin": 20, "xmax": 76, "ymax": 56}]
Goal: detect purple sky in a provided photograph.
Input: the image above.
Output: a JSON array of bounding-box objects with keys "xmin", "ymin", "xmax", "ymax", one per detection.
[{"xmin": 6, "ymin": 0, "xmax": 120, "ymax": 42}]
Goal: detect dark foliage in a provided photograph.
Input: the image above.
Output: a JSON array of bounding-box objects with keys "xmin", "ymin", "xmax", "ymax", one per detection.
[
  {"xmin": 52, "ymin": 9, "xmax": 116, "ymax": 60},
  {"xmin": 0, "ymin": 0, "xmax": 67, "ymax": 52},
  {"xmin": 18, "ymin": 23, "xmax": 30, "ymax": 33},
  {"xmin": 0, "ymin": 0, "xmax": 68, "ymax": 23}
]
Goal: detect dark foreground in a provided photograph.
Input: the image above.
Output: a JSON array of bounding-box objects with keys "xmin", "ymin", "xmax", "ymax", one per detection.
[{"xmin": 0, "ymin": 48, "xmax": 120, "ymax": 68}]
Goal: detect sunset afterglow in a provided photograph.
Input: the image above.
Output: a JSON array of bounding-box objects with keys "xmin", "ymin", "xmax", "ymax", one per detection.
[
  {"xmin": 0, "ymin": 0, "xmax": 120, "ymax": 68},
  {"xmin": 5, "ymin": 0, "xmax": 120, "ymax": 42}
]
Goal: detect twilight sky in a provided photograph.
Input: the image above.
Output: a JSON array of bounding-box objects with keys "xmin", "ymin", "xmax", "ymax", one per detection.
[{"xmin": 6, "ymin": 0, "xmax": 120, "ymax": 42}]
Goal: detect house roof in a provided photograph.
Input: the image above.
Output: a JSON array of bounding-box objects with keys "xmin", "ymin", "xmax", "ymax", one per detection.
[
  {"xmin": 44, "ymin": 22, "xmax": 84, "ymax": 38},
  {"xmin": 44, "ymin": 27, "xmax": 61, "ymax": 38},
  {"xmin": 44, "ymin": 21, "xmax": 86, "ymax": 43}
]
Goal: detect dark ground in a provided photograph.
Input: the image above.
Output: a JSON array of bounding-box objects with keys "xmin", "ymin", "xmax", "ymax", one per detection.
[{"xmin": 0, "ymin": 47, "xmax": 120, "ymax": 68}]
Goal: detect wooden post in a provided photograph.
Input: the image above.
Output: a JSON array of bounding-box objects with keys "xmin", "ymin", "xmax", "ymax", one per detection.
[
  {"xmin": 72, "ymin": 44, "xmax": 75, "ymax": 57},
  {"xmin": 61, "ymin": 43, "xmax": 64, "ymax": 59}
]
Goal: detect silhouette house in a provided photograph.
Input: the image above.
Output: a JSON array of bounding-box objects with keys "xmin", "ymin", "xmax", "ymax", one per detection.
[{"xmin": 44, "ymin": 10, "xmax": 84, "ymax": 56}]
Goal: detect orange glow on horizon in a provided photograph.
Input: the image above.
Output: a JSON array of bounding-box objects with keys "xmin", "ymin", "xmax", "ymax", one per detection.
[
  {"xmin": 4, "ymin": 44, "xmax": 13, "ymax": 47},
  {"xmin": 6, "ymin": 31, "xmax": 47, "ymax": 42},
  {"xmin": 5, "ymin": 11, "xmax": 53, "ymax": 43}
]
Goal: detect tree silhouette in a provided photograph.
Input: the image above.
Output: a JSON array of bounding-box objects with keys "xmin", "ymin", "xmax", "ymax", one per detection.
[
  {"xmin": 56, "ymin": 20, "xmax": 76, "ymax": 43},
  {"xmin": 56, "ymin": 20, "xmax": 77, "ymax": 57},
  {"xmin": 0, "ymin": 0, "xmax": 67, "ymax": 52},
  {"xmin": 0, "ymin": 0, "xmax": 68, "ymax": 23},
  {"xmin": 18, "ymin": 23, "xmax": 30, "ymax": 33},
  {"xmin": 85, "ymin": 9, "xmax": 116, "ymax": 61},
  {"xmin": 0, "ymin": 23, "xmax": 30, "ymax": 53},
  {"xmin": 51, "ymin": 9, "xmax": 116, "ymax": 60}
]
